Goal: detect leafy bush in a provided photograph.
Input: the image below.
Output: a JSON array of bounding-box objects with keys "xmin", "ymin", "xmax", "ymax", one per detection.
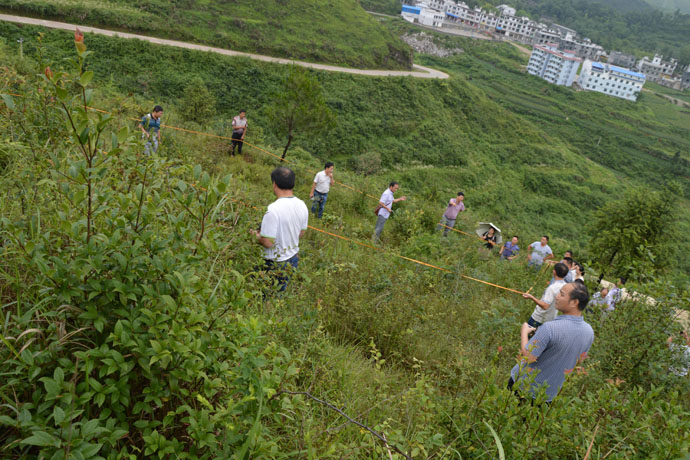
[
  {"xmin": 0, "ymin": 34, "xmax": 295, "ymax": 459},
  {"xmin": 180, "ymin": 76, "xmax": 216, "ymax": 124}
]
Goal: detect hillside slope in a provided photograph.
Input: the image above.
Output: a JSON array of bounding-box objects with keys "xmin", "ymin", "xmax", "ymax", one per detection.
[
  {"xmin": 2, "ymin": 34, "xmax": 690, "ymax": 458},
  {"xmin": 2, "ymin": 19, "xmax": 689, "ymax": 283},
  {"xmin": 0, "ymin": 0, "xmax": 413, "ymax": 69}
]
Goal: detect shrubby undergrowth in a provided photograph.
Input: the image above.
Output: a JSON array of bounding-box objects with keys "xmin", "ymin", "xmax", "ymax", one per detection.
[{"xmin": 1, "ymin": 33, "xmax": 689, "ymax": 459}]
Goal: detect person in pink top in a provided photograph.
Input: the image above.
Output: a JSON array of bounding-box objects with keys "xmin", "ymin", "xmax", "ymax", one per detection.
[{"xmin": 438, "ymin": 192, "xmax": 465, "ymax": 236}]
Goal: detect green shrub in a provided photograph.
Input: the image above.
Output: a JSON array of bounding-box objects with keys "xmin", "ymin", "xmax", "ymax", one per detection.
[{"xmin": 0, "ymin": 38, "xmax": 295, "ymax": 459}]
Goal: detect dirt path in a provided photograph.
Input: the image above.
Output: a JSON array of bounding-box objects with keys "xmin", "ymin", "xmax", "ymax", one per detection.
[
  {"xmin": 507, "ymin": 41, "xmax": 531, "ymax": 57},
  {"xmin": 0, "ymin": 13, "xmax": 449, "ymax": 79}
]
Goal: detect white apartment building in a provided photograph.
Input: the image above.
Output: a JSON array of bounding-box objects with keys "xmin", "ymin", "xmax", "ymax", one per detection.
[
  {"xmin": 636, "ymin": 54, "xmax": 678, "ymax": 84},
  {"xmin": 579, "ymin": 60, "xmax": 645, "ymax": 101},
  {"xmin": 401, "ymin": 3, "xmax": 445, "ymax": 27},
  {"xmin": 527, "ymin": 45, "xmax": 581, "ymax": 87},
  {"xmin": 496, "ymin": 4, "xmax": 516, "ymax": 16}
]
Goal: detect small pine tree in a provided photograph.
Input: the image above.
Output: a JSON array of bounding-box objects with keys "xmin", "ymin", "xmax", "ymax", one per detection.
[
  {"xmin": 266, "ymin": 65, "xmax": 335, "ymax": 159},
  {"xmin": 180, "ymin": 76, "xmax": 216, "ymax": 125}
]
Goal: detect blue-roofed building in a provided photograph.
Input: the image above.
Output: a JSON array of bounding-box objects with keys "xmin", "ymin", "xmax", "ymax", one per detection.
[
  {"xmin": 401, "ymin": 3, "xmax": 444, "ymax": 27},
  {"xmin": 579, "ymin": 59, "xmax": 645, "ymax": 101}
]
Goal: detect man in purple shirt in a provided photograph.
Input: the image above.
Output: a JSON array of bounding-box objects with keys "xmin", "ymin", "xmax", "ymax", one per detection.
[{"xmin": 438, "ymin": 192, "xmax": 465, "ymax": 237}]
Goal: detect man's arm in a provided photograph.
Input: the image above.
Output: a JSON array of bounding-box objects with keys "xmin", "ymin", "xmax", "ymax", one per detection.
[
  {"xmin": 241, "ymin": 123, "xmax": 247, "ymax": 139},
  {"xmin": 499, "ymin": 244, "xmax": 506, "ymax": 255},
  {"xmin": 393, "ymin": 196, "xmax": 407, "ymax": 203},
  {"xmin": 299, "ymin": 230, "xmax": 306, "ymax": 238},
  {"xmin": 522, "ymin": 292, "xmax": 550, "ymax": 310},
  {"xmin": 309, "ymin": 182, "xmax": 316, "ymax": 199},
  {"xmin": 380, "ymin": 201, "xmax": 392, "ymax": 213},
  {"xmin": 251, "ymin": 229, "xmax": 274, "ymax": 248},
  {"xmin": 520, "ymin": 323, "xmax": 538, "ymax": 362},
  {"xmin": 544, "ymin": 253, "xmax": 554, "ymax": 261}
]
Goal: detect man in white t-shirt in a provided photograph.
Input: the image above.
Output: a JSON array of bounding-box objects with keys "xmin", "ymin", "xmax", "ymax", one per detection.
[
  {"xmin": 251, "ymin": 167, "xmax": 308, "ymax": 291},
  {"xmin": 230, "ymin": 110, "xmax": 248, "ymax": 156},
  {"xmin": 523, "ymin": 262, "xmax": 569, "ymax": 327},
  {"xmin": 309, "ymin": 162, "xmax": 334, "ymax": 219},
  {"xmin": 374, "ymin": 181, "xmax": 407, "ymax": 242},
  {"xmin": 527, "ymin": 236, "xmax": 554, "ymax": 268}
]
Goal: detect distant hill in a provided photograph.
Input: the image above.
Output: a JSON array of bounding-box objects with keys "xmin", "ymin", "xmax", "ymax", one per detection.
[
  {"xmin": 0, "ymin": 0, "xmax": 413, "ymax": 70},
  {"xmin": 592, "ymin": 0, "xmax": 653, "ymax": 12},
  {"xmin": 644, "ymin": 0, "xmax": 690, "ymax": 13}
]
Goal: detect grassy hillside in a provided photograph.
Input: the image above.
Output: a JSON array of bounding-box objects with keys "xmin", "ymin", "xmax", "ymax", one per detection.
[
  {"xmin": 0, "ymin": 0, "xmax": 413, "ymax": 70},
  {"xmin": 3, "ymin": 18, "xmax": 689, "ymax": 284},
  {"xmin": 2, "ymin": 22, "xmax": 690, "ymax": 459}
]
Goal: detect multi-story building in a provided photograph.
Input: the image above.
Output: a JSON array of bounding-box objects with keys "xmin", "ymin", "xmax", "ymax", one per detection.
[
  {"xmin": 636, "ymin": 54, "xmax": 678, "ymax": 84},
  {"xmin": 527, "ymin": 45, "xmax": 581, "ymax": 87},
  {"xmin": 608, "ymin": 51, "xmax": 637, "ymax": 69},
  {"xmin": 401, "ymin": 3, "xmax": 445, "ymax": 27},
  {"xmin": 579, "ymin": 60, "xmax": 645, "ymax": 101},
  {"xmin": 682, "ymin": 65, "xmax": 690, "ymax": 90},
  {"xmin": 412, "ymin": 1, "xmax": 605, "ymax": 56},
  {"xmin": 533, "ymin": 27, "xmax": 561, "ymax": 46}
]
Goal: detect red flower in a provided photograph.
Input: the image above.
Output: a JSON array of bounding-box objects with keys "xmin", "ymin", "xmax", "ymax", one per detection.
[
  {"xmin": 497, "ymin": 346, "xmax": 503, "ymax": 353},
  {"xmin": 44, "ymin": 66, "xmax": 53, "ymax": 79},
  {"xmin": 74, "ymin": 28, "xmax": 84, "ymax": 43}
]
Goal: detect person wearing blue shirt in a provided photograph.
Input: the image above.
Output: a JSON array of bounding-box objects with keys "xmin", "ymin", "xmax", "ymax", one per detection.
[
  {"xmin": 499, "ymin": 235, "xmax": 520, "ymax": 261},
  {"xmin": 509, "ymin": 282, "xmax": 594, "ymax": 403},
  {"xmin": 140, "ymin": 105, "xmax": 163, "ymax": 154}
]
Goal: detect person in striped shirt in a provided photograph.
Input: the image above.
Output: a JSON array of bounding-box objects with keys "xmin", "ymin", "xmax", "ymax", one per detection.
[{"xmin": 509, "ymin": 282, "xmax": 594, "ymax": 403}]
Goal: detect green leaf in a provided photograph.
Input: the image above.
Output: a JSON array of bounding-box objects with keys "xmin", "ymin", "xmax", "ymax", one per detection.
[
  {"xmin": 117, "ymin": 126, "xmax": 129, "ymax": 144},
  {"xmin": 21, "ymin": 431, "xmax": 60, "ymax": 447},
  {"xmin": 78, "ymin": 442, "xmax": 103, "ymax": 457},
  {"xmin": 56, "ymin": 86, "xmax": 69, "ymax": 102},
  {"xmin": 193, "ymin": 164, "xmax": 202, "ymax": 180},
  {"xmin": 1, "ymin": 94, "xmax": 15, "ymax": 111},
  {"xmin": 53, "ymin": 406, "xmax": 66, "ymax": 425},
  {"xmin": 80, "ymin": 71, "xmax": 94, "ymax": 87},
  {"xmin": 483, "ymin": 421, "xmax": 505, "ymax": 460}
]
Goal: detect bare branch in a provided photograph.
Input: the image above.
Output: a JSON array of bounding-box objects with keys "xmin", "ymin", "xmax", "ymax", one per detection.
[{"xmin": 272, "ymin": 390, "xmax": 411, "ymax": 460}]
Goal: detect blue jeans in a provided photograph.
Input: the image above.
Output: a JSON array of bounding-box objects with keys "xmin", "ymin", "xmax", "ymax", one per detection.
[
  {"xmin": 437, "ymin": 215, "xmax": 456, "ymax": 236},
  {"xmin": 144, "ymin": 135, "xmax": 158, "ymax": 155},
  {"xmin": 527, "ymin": 259, "xmax": 543, "ymax": 270},
  {"xmin": 265, "ymin": 254, "xmax": 299, "ymax": 291},
  {"xmin": 311, "ymin": 191, "xmax": 328, "ymax": 218},
  {"xmin": 374, "ymin": 215, "xmax": 387, "ymax": 241}
]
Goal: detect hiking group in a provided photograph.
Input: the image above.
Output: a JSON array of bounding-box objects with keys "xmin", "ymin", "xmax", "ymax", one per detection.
[{"xmin": 138, "ymin": 104, "xmax": 631, "ymax": 405}]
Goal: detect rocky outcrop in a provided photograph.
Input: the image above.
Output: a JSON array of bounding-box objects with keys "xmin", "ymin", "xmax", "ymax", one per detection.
[{"xmin": 401, "ymin": 32, "xmax": 463, "ymax": 57}]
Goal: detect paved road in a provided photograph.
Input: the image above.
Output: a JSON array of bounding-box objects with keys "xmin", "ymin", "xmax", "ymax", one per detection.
[{"xmin": 0, "ymin": 13, "xmax": 449, "ymax": 79}]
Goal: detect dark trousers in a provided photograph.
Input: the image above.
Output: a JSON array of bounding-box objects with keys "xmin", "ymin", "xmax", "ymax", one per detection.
[
  {"xmin": 231, "ymin": 132, "xmax": 244, "ymax": 155},
  {"xmin": 265, "ymin": 254, "xmax": 299, "ymax": 292},
  {"xmin": 507, "ymin": 377, "xmax": 550, "ymax": 406}
]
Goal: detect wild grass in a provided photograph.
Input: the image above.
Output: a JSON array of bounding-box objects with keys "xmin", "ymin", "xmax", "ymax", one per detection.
[{"xmin": 0, "ymin": 0, "xmax": 413, "ymax": 70}]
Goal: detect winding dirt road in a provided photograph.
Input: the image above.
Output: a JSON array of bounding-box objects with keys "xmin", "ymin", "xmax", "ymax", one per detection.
[{"xmin": 0, "ymin": 13, "xmax": 449, "ymax": 79}]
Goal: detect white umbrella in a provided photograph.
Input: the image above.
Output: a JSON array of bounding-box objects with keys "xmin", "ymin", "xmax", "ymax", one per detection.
[{"xmin": 475, "ymin": 222, "xmax": 502, "ymax": 244}]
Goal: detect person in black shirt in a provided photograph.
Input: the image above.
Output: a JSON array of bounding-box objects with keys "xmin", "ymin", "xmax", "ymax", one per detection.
[{"xmin": 482, "ymin": 226, "xmax": 498, "ymax": 250}]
